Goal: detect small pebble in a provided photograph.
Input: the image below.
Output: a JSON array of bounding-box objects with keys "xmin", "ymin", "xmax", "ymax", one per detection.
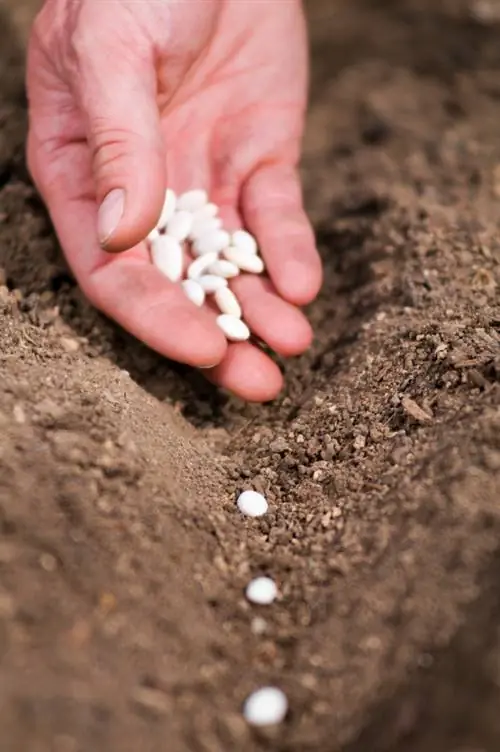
[
  {"xmin": 132, "ymin": 686, "xmax": 170, "ymax": 716},
  {"xmin": 13, "ymin": 404, "xmax": 26, "ymax": 424},
  {"xmin": 251, "ymin": 616, "xmax": 268, "ymax": 635},
  {"xmin": 208, "ymin": 259, "xmax": 240, "ymax": 279},
  {"xmin": 181, "ymin": 279, "xmax": 205, "ymax": 307},
  {"xmin": 243, "ymin": 687, "xmax": 288, "ymax": 726},
  {"xmin": 187, "ymin": 252, "xmax": 219, "ymax": 280},
  {"xmin": 60, "ymin": 337, "xmax": 80, "ymax": 353},
  {"xmin": 39, "ymin": 553, "xmax": 57, "ymax": 572},
  {"xmin": 157, "ymin": 188, "xmax": 177, "ymax": 229},
  {"xmin": 165, "ymin": 210, "xmax": 193, "ymax": 242},
  {"xmin": 194, "ymin": 229, "xmax": 231, "ymax": 256},
  {"xmin": 217, "ymin": 314, "xmax": 250, "ymax": 342},
  {"xmin": 214, "ymin": 286, "xmax": 242, "ymax": 318},
  {"xmin": 177, "ymin": 189, "xmax": 208, "ymax": 212},
  {"xmin": 223, "ymin": 247, "xmax": 265, "ymax": 273},
  {"xmin": 151, "ymin": 235, "xmax": 184, "ymax": 282},
  {"xmin": 232, "ymin": 229, "xmax": 258, "ymax": 255},
  {"xmin": 197, "ymin": 274, "xmax": 228, "ymax": 293},
  {"xmin": 236, "ymin": 490, "xmax": 268, "ymax": 517},
  {"xmin": 245, "ymin": 577, "xmax": 277, "ymax": 605}
]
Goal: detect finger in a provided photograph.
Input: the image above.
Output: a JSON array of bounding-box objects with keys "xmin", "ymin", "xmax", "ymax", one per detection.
[
  {"xmin": 241, "ymin": 163, "xmax": 322, "ymax": 306},
  {"xmin": 70, "ymin": 16, "xmax": 166, "ymax": 252},
  {"xmin": 204, "ymin": 343, "xmax": 283, "ymax": 402},
  {"xmin": 231, "ymin": 275, "xmax": 313, "ymax": 356},
  {"xmin": 29, "ymin": 136, "xmax": 227, "ymax": 368},
  {"xmin": 89, "ymin": 253, "xmax": 227, "ymax": 367}
]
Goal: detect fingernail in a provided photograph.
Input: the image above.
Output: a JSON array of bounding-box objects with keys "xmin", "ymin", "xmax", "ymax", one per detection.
[{"xmin": 98, "ymin": 188, "xmax": 125, "ymax": 246}]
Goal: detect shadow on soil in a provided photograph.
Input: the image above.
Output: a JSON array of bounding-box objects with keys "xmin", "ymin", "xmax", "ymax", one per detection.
[{"xmin": 343, "ymin": 549, "xmax": 500, "ymax": 752}]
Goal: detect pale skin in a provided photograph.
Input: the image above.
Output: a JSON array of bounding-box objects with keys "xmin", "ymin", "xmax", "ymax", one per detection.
[{"xmin": 27, "ymin": 0, "xmax": 322, "ymax": 401}]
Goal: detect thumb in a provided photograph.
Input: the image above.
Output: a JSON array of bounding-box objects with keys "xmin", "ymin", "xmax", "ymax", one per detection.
[{"xmin": 73, "ymin": 32, "xmax": 166, "ymax": 252}]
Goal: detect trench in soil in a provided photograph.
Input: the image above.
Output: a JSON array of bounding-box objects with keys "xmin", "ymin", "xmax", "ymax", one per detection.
[{"xmin": 1, "ymin": 1, "xmax": 500, "ymax": 750}]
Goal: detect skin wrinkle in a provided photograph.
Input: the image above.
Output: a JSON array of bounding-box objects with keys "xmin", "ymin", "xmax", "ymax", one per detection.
[{"xmin": 89, "ymin": 126, "xmax": 164, "ymax": 177}]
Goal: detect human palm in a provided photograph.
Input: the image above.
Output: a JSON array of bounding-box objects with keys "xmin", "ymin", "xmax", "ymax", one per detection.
[{"xmin": 27, "ymin": 0, "xmax": 322, "ymax": 401}]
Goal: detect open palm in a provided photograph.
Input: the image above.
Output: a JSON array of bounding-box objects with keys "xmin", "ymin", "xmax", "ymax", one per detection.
[{"xmin": 27, "ymin": 0, "xmax": 322, "ymax": 401}]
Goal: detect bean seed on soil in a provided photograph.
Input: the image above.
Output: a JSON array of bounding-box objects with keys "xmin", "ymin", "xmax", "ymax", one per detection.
[
  {"xmin": 216, "ymin": 314, "xmax": 250, "ymax": 342},
  {"xmin": 243, "ymin": 687, "xmax": 288, "ymax": 726},
  {"xmin": 245, "ymin": 576, "xmax": 277, "ymax": 605},
  {"xmin": 236, "ymin": 490, "xmax": 268, "ymax": 517}
]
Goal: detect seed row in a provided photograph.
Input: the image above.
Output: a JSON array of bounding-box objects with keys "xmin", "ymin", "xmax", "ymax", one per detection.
[
  {"xmin": 150, "ymin": 190, "xmax": 287, "ymax": 727},
  {"xmin": 147, "ymin": 188, "xmax": 265, "ymax": 343},
  {"xmin": 236, "ymin": 489, "xmax": 289, "ymax": 727}
]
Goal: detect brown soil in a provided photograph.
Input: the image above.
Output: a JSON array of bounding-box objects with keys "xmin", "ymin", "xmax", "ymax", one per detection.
[{"xmin": 1, "ymin": 0, "xmax": 500, "ymax": 750}]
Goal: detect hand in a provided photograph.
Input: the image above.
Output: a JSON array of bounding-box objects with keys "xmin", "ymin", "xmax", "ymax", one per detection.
[{"xmin": 27, "ymin": 0, "xmax": 322, "ymax": 401}]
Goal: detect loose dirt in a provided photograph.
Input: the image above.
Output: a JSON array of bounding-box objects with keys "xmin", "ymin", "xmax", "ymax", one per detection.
[{"xmin": 1, "ymin": 0, "xmax": 500, "ymax": 750}]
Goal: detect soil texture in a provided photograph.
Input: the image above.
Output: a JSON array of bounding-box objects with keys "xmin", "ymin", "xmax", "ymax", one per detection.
[{"xmin": 1, "ymin": 0, "xmax": 500, "ymax": 750}]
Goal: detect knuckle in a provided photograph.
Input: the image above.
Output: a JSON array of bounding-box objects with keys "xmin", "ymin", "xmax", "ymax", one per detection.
[
  {"xmin": 69, "ymin": 2, "xmax": 152, "ymax": 66},
  {"xmin": 30, "ymin": 0, "xmax": 74, "ymax": 81},
  {"xmin": 30, "ymin": 3, "xmax": 56, "ymax": 54}
]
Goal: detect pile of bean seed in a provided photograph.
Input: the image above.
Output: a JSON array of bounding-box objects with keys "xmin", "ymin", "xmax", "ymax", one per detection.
[{"xmin": 147, "ymin": 189, "xmax": 265, "ymax": 342}]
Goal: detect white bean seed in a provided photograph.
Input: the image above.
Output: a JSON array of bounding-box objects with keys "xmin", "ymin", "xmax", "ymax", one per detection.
[
  {"xmin": 157, "ymin": 188, "xmax": 177, "ymax": 230},
  {"xmin": 243, "ymin": 688, "xmax": 288, "ymax": 726},
  {"xmin": 232, "ymin": 229, "xmax": 258, "ymax": 255},
  {"xmin": 192, "ymin": 203, "xmax": 218, "ymax": 223},
  {"xmin": 187, "ymin": 252, "xmax": 219, "ymax": 280},
  {"xmin": 245, "ymin": 577, "xmax": 277, "ymax": 605},
  {"xmin": 181, "ymin": 279, "xmax": 205, "ymax": 307},
  {"xmin": 147, "ymin": 227, "xmax": 160, "ymax": 243},
  {"xmin": 177, "ymin": 189, "xmax": 208, "ymax": 212},
  {"xmin": 197, "ymin": 274, "xmax": 228, "ymax": 293},
  {"xmin": 194, "ymin": 229, "xmax": 231, "ymax": 256},
  {"xmin": 223, "ymin": 247, "xmax": 265, "ymax": 273},
  {"xmin": 165, "ymin": 210, "xmax": 193, "ymax": 242},
  {"xmin": 208, "ymin": 260, "xmax": 240, "ymax": 279},
  {"xmin": 217, "ymin": 314, "xmax": 250, "ymax": 342},
  {"xmin": 236, "ymin": 490, "xmax": 268, "ymax": 516},
  {"xmin": 190, "ymin": 217, "xmax": 223, "ymax": 244},
  {"xmin": 214, "ymin": 286, "xmax": 242, "ymax": 318},
  {"xmin": 150, "ymin": 235, "xmax": 183, "ymax": 283}
]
